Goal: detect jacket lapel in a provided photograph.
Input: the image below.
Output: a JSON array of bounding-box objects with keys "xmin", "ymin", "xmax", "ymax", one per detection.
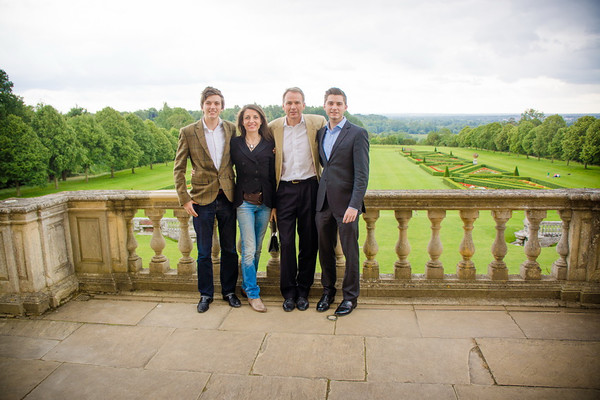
[
  {"xmin": 328, "ymin": 121, "xmax": 350, "ymax": 160},
  {"xmin": 194, "ymin": 121, "xmax": 212, "ymax": 163}
]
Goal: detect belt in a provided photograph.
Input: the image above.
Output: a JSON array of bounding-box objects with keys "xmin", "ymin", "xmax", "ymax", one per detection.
[{"xmin": 282, "ymin": 176, "xmax": 317, "ymax": 184}]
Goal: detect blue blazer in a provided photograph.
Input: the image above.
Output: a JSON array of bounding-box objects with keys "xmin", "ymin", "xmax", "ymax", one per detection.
[{"xmin": 316, "ymin": 120, "xmax": 369, "ymax": 217}]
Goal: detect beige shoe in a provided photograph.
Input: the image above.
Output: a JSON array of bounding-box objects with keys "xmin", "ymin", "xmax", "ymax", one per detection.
[{"xmin": 248, "ymin": 298, "xmax": 267, "ymax": 313}]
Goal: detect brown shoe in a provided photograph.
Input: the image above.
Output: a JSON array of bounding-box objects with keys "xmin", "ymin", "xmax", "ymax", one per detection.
[{"xmin": 248, "ymin": 298, "xmax": 267, "ymax": 313}]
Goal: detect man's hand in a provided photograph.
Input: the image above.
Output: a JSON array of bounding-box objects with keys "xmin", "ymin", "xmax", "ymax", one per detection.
[
  {"xmin": 342, "ymin": 207, "xmax": 358, "ymax": 223},
  {"xmin": 183, "ymin": 200, "xmax": 198, "ymax": 217}
]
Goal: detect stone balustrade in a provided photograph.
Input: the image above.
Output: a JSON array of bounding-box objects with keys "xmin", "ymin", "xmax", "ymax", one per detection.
[{"xmin": 0, "ymin": 189, "xmax": 599, "ymax": 315}]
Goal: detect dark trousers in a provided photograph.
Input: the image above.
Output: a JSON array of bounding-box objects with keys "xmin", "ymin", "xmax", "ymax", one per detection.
[
  {"xmin": 192, "ymin": 193, "xmax": 238, "ymax": 298},
  {"xmin": 315, "ymin": 199, "xmax": 360, "ymax": 302},
  {"xmin": 276, "ymin": 178, "xmax": 318, "ymax": 299}
]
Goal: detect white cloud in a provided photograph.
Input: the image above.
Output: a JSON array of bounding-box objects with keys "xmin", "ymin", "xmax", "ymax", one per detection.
[{"xmin": 1, "ymin": 0, "xmax": 598, "ymax": 114}]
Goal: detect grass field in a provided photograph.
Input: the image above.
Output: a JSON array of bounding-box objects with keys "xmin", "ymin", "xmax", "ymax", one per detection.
[{"xmin": 3, "ymin": 145, "xmax": 597, "ymax": 276}]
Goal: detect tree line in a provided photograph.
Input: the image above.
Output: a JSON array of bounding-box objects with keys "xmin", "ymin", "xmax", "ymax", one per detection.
[{"xmin": 416, "ymin": 109, "xmax": 600, "ymax": 168}]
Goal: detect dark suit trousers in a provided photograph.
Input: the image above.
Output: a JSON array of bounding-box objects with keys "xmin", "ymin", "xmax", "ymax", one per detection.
[
  {"xmin": 316, "ymin": 199, "xmax": 360, "ymax": 302},
  {"xmin": 276, "ymin": 178, "xmax": 318, "ymax": 299}
]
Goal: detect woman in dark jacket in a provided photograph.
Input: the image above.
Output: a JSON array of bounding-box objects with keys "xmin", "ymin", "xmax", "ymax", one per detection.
[{"xmin": 230, "ymin": 104, "xmax": 275, "ymax": 312}]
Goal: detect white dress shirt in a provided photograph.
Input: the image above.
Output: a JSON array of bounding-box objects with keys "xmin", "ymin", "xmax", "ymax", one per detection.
[
  {"xmin": 203, "ymin": 118, "xmax": 225, "ymax": 170},
  {"xmin": 281, "ymin": 116, "xmax": 316, "ymax": 181}
]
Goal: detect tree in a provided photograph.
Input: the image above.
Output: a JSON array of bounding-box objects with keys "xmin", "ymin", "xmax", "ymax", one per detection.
[
  {"xmin": 67, "ymin": 114, "xmax": 112, "ymax": 182},
  {"xmin": 145, "ymin": 120, "xmax": 174, "ymax": 165},
  {"xmin": 126, "ymin": 113, "xmax": 155, "ymax": 169},
  {"xmin": 0, "ymin": 115, "xmax": 48, "ymax": 195},
  {"xmin": 581, "ymin": 120, "xmax": 600, "ymax": 168},
  {"xmin": 0, "ymin": 69, "xmax": 33, "ymax": 123},
  {"xmin": 495, "ymin": 124, "xmax": 513, "ymax": 152},
  {"xmin": 531, "ymin": 115, "xmax": 566, "ymax": 160},
  {"xmin": 517, "ymin": 120, "xmax": 535, "ymax": 158},
  {"xmin": 520, "ymin": 108, "xmax": 544, "ymax": 126},
  {"xmin": 548, "ymin": 127, "xmax": 565, "ymax": 162},
  {"xmin": 96, "ymin": 107, "xmax": 141, "ymax": 177},
  {"xmin": 457, "ymin": 126, "xmax": 472, "ymax": 147},
  {"xmin": 32, "ymin": 104, "xmax": 83, "ymax": 188},
  {"xmin": 562, "ymin": 116, "xmax": 596, "ymax": 165}
]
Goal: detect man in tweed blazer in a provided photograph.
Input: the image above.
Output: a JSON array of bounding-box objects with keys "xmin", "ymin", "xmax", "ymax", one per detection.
[
  {"xmin": 268, "ymin": 87, "xmax": 326, "ymax": 312},
  {"xmin": 173, "ymin": 86, "xmax": 241, "ymax": 313}
]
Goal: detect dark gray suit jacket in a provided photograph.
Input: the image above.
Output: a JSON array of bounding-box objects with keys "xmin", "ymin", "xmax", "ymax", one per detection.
[{"xmin": 316, "ymin": 120, "xmax": 369, "ymax": 217}]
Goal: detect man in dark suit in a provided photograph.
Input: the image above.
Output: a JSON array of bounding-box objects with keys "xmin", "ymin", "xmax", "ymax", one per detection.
[
  {"xmin": 173, "ymin": 86, "xmax": 241, "ymax": 313},
  {"xmin": 315, "ymin": 87, "xmax": 369, "ymax": 316}
]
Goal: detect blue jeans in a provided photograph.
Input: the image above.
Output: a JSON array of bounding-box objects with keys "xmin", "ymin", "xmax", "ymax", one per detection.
[
  {"xmin": 192, "ymin": 193, "xmax": 238, "ymax": 298},
  {"xmin": 237, "ymin": 201, "xmax": 271, "ymax": 299}
]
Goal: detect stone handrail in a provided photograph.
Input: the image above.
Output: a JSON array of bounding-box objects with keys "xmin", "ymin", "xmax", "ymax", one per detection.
[{"xmin": 0, "ymin": 189, "xmax": 598, "ymax": 315}]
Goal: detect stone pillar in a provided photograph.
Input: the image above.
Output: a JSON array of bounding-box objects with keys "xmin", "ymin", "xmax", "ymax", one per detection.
[
  {"xmin": 457, "ymin": 209, "xmax": 479, "ymax": 280},
  {"xmin": 520, "ymin": 209, "xmax": 546, "ymax": 280},
  {"xmin": 362, "ymin": 209, "xmax": 380, "ymax": 281},
  {"xmin": 551, "ymin": 209, "xmax": 571, "ymax": 280},
  {"xmin": 211, "ymin": 219, "xmax": 220, "ymax": 279},
  {"xmin": 123, "ymin": 209, "xmax": 142, "ymax": 273},
  {"xmin": 145, "ymin": 208, "xmax": 170, "ymax": 274},
  {"xmin": 335, "ymin": 235, "xmax": 345, "ymax": 279},
  {"xmin": 426, "ymin": 209, "xmax": 446, "ymax": 279},
  {"xmin": 488, "ymin": 209, "xmax": 512, "ymax": 280},
  {"xmin": 566, "ymin": 210, "xmax": 597, "ymax": 282},
  {"xmin": 174, "ymin": 209, "xmax": 195, "ymax": 275},
  {"xmin": 394, "ymin": 210, "xmax": 412, "ymax": 280}
]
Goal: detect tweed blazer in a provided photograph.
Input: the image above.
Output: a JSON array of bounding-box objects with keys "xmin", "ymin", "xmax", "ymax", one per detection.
[
  {"xmin": 173, "ymin": 119, "xmax": 236, "ymax": 206},
  {"xmin": 268, "ymin": 114, "xmax": 327, "ymax": 187}
]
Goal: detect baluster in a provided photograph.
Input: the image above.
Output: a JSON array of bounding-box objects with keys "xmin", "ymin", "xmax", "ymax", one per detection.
[
  {"xmin": 335, "ymin": 234, "xmax": 345, "ymax": 278},
  {"xmin": 123, "ymin": 209, "xmax": 142, "ymax": 272},
  {"xmin": 426, "ymin": 209, "xmax": 446, "ymax": 279},
  {"xmin": 488, "ymin": 209, "xmax": 512, "ymax": 280},
  {"xmin": 520, "ymin": 209, "xmax": 546, "ymax": 280},
  {"xmin": 362, "ymin": 209, "xmax": 380, "ymax": 281},
  {"xmin": 552, "ymin": 209, "xmax": 571, "ymax": 280},
  {"xmin": 174, "ymin": 209, "xmax": 195, "ymax": 275},
  {"xmin": 457, "ymin": 209, "xmax": 479, "ymax": 280},
  {"xmin": 394, "ymin": 210, "xmax": 412, "ymax": 280},
  {"xmin": 145, "ymin": 208, "xmax": 170, "ymax": 274},
  {"xmin": 211, "ymin": 219, "xmax": 220, "ymax": 279}
]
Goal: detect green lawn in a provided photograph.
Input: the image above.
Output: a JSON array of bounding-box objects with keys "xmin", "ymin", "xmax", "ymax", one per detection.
[{"xmin": 3, "ymin": 146, "xmax": 596, "ymax": 276}]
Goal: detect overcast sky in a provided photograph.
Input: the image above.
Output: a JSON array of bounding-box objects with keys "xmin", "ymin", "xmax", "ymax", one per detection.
[{"xmin": 1, "ymin": 0, "xmax": 599, "ymax": 115}]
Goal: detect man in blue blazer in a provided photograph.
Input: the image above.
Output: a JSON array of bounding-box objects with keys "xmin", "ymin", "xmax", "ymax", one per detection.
[{"xmin": 315, "ymin": 87, "xmax": 369, "ymax": 316}]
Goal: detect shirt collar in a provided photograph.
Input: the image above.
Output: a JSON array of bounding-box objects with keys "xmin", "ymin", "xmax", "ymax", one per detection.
[
  {"xmin": 284, "ymin": 115, "xmax": 305, "ymax": 128},
  {"xmin": 202, "ymin": 117, "xmax": 223, "ymax": 131},
  {"xmin": 327, "ymin": 117, "xmax": 347, "ymax": 133}
]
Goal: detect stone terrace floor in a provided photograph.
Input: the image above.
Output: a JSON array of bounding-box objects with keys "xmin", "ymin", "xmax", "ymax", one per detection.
[{"xmin": 1, "ymin": 292, "xmax": 600, "ymax": 400}]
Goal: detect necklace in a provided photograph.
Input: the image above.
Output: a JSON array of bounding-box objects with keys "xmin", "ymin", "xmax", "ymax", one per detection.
[{"xmin": 246, "ymin": 137, "xmax": 260, "ymax": 150}]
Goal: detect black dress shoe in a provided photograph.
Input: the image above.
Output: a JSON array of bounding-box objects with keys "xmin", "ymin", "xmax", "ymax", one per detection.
[
  {"xmin": 197, "ymin": 296, "xmax": 213, "ymax": 313},
  {"xmin": 282, "ymin": 298, "xmax": 295, "ymax": 312},
  {"xmin": 316, "ymin": 294, "xmax": 335, "ymax": 312},
  {"xmin": 223, "ymin": 293, "xmax": 241, "ymax": 308},
  {"xmin": 334, "ymin": 300, "xmax": 357, "ymax": 316},
  {"xmin": 296, "ymin": 297, "xmax": 309, "ymax": 311}
]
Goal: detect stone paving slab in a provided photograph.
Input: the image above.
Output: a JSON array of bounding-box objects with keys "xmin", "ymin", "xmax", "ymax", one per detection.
[
  {"xmin": 477, "ymin": 338, "xmax": 600, "ymax": 389},
  {"xmin": 138, "ymin": 302, "xmax": 230, "ymax": 330},
  {"xmin": 454, "ymin": 384, "xmax": 600, "ymax": 400},
  {"xmin": 366, "ymin": 337, "xmax": 474, "ymax": 384},
  {"xmin": 334, "ymin": 309, "xmax": 421, "ymax": 337},
  {"xmin": 146, "ymin": 328, "xmax": 265, "ymax": 374},
  {"xmin": 219, "ymin": 305, "xmax": 335, "ymax": 335},
  {"xmin": 0, "ymin": 336, "xmax": 59, "ymax": 359},
  {"xmin": 329, "ymin": 381, "xmax": 457, "ymax": 400},
  {"xmin": 0, "ymin": 357, "xmax": 61, "ymax": 400},
  {"xmin": 23, "ymin": 363, "xmax": 210, "ymax": 400},
  {"xmin": 253, "ymin": 332, "xmax": 365, "ymax": 380},
  {"xmin": 416, "ymin": 310, "xmax": 525, "ymax": 338},
  {"xmin": 199, "ymin": 373, "xmax": 327, "ymax": 400},
  {"xmin": 43, "ymin": 299, "xmax": 158, "ymax": 325},
  {"xmin": 42, "ymin": 324, "xmax": 174, "ymax": 368},
  {"xmin": 0, "ymin": 319, "xmax": 81, "ymax": 340},
  {"xmin": 510, "ymin": 311, "xmax": 600, "ymax": 340}
]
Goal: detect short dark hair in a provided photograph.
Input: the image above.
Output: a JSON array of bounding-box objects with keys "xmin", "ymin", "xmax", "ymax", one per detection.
[
  {"xmin": 324, "ymin": 87, "xmax": 347, "ymax": 105},
  {"xmin": 237, "ymin": 104, "xmax": 273, "ymax": 141},
  {"xmin": 282, "ymin": 87, "xmax": 305, "ymax": 103},
  {"xmin": 201, "ymin": 86, "xmax": 225, "ymax": 109}
]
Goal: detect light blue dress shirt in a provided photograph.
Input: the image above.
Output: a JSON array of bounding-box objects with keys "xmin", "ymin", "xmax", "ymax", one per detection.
[{"xmin": 323, "ymin": 117, "xmax": 347, "ymax": 161}]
